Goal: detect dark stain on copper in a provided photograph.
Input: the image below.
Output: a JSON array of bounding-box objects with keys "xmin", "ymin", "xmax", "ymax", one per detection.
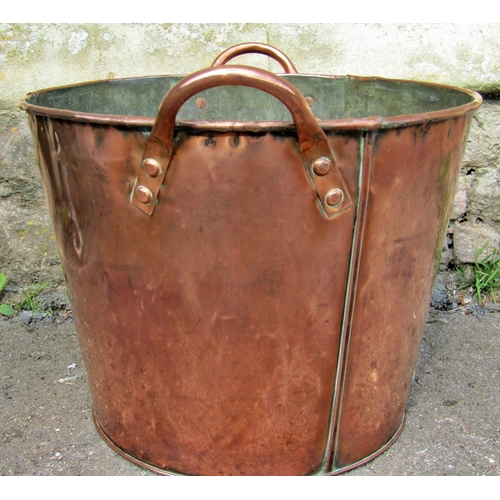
[
  {"xmin": 205, "ymin": 136, "xmax": 216, "ymax": 147},
  {"xmin": 94, "ymin": 132, "xmax": 103, "ymax": 148}
]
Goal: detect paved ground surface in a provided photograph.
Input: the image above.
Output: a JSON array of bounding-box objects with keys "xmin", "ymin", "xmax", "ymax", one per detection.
[{"xmin": 1, "ymin": 296, "xmax": 499, "ymax": 476}]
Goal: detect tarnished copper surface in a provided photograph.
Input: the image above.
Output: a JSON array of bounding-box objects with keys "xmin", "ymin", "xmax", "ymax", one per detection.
[
  {"xmin": 21, "ymin": 43, "xmax": 481, "ymax": 475},
  {"xmin": 328, "ymin": 117, "xmax": 474, "ymax": 472}
]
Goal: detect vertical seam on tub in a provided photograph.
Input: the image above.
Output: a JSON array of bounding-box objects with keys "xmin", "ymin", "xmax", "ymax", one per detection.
[{"xmin": 321, "ymin": 129, "xmax": 376, "ymax": 473}]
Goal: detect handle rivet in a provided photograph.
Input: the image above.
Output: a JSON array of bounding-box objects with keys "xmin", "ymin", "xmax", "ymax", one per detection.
[
  {"xmin": 135, "ymin": 186, "xmax": 153, "ymax": 205},
  {"xmin": 312, "ymin": 157, "xmax": 331, "ymax": 176},
  {"xmin": 325, "ymin": 188, "xmax": 344, "ymax": 208},
  {"xmin": 142, "ymin": 158, "xmax": 161, "ymax": 178},
  {"xmin": 195, "ymin": 97, "xmax": 207, "ymax": 109},
  {"xmin": 305, "ymin": 96, "xmax": 314, "ymax": 107}
]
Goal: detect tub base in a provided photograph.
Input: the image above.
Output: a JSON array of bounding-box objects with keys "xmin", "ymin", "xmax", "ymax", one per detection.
[{"xmin": 93, "ymin": 408, "xmax": 407, "ymax": 476}]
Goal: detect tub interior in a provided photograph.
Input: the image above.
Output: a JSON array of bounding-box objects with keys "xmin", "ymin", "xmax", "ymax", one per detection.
[{"xmin": 25, "ymin": 74, "xmax": 475, "ymax": 123}]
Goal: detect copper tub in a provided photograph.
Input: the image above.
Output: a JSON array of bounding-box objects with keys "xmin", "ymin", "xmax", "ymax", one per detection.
[{"xmin": 20, "ymin": 43, "xmax": 481, "ymax": 475}]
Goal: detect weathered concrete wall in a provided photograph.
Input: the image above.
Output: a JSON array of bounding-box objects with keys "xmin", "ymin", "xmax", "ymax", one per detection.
[{"xmin": 1, "ymin": 23, "xmax": 500, "ymax": 286}]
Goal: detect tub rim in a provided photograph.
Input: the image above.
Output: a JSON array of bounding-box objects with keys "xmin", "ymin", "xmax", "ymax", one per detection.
[{"xmin": 19, "ymin": 73, "xmax": 483, "ymax": 133}]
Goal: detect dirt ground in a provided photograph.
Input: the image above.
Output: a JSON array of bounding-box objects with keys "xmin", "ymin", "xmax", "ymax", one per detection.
[{"xmin": 1, "ymin": 291, "xmax": 499, "ymax": 476}]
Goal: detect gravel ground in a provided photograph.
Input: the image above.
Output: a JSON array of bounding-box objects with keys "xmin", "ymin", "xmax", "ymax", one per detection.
[{"xmin": 1, "ymin": 298, "xmax": 499, "ymax": 476}]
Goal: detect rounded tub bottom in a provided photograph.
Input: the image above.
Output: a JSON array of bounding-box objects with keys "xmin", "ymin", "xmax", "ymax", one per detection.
[{"xmin": 92, "ymin": 408, "xmax": 407, "ymax": 476}]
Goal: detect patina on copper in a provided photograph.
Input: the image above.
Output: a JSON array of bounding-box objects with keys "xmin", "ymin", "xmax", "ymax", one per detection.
[{"xmin": 20, "ymin": 43, "xmax": 481, "ymax": 475}]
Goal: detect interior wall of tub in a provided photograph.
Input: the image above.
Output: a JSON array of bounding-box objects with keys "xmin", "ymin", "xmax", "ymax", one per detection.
[{"xmin": 25, "ymin": 75, "xmax": 474, "ymax": 123}]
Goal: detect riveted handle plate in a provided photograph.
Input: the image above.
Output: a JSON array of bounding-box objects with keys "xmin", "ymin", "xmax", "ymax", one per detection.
[{"xmin": 131, "ymin": 65, "xmax": 352, "ymax": 218}]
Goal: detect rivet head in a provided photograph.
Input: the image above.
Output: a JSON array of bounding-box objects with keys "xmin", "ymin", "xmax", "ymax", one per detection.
[
  {"xmin": 135, "ymin": 186, "xmax": 153, "ymax": 205},
  {"xmin": 325, "ymin": 188, "xmax": 344, "ymax": 208},
  {"xmin": 142, "ymin": 158, "xmax": 161, "ymax": 178},
  {"xmin": 195, "ymin": 97, "xmax": 207, "ymax": 109},
  {"xmin": 312, "ymin": 157, "xmax": 331, "ymax": 176},
  {"xmin": 305, "ymin": 96, "xmax": 314, "ymax": 107}
]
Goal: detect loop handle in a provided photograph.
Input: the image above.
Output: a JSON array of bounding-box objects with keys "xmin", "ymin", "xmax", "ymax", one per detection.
[
  {"xmin": 131, "ymin": 65, "xmax": 351, "ymax": 218},
  {"xmin": 211, "ymin": 42, "xmax": 298, "ymax": 74}
]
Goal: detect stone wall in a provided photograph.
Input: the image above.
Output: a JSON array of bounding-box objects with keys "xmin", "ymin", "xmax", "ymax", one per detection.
[
  {"xmin": 445, "ymin": 101, "xmax": 500, "ymax": 267},
  {"xmin": 1, "ymin": 23, "xmax": 499, "ymax": 287}
]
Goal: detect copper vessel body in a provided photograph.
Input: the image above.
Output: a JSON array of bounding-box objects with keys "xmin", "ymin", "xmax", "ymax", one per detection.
[{"xmin": 21, "ymin": 44, "xmax": 481, "ymax": 475}]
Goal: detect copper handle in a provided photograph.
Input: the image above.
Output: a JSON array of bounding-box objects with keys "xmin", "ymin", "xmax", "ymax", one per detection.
[
  {"xmin": 131, "ymin": 65, "xmax": 351, "ymax": 218},
  {"xmin": 211, "ymin": 42, "xmax": 298, "ymax": 74}
]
